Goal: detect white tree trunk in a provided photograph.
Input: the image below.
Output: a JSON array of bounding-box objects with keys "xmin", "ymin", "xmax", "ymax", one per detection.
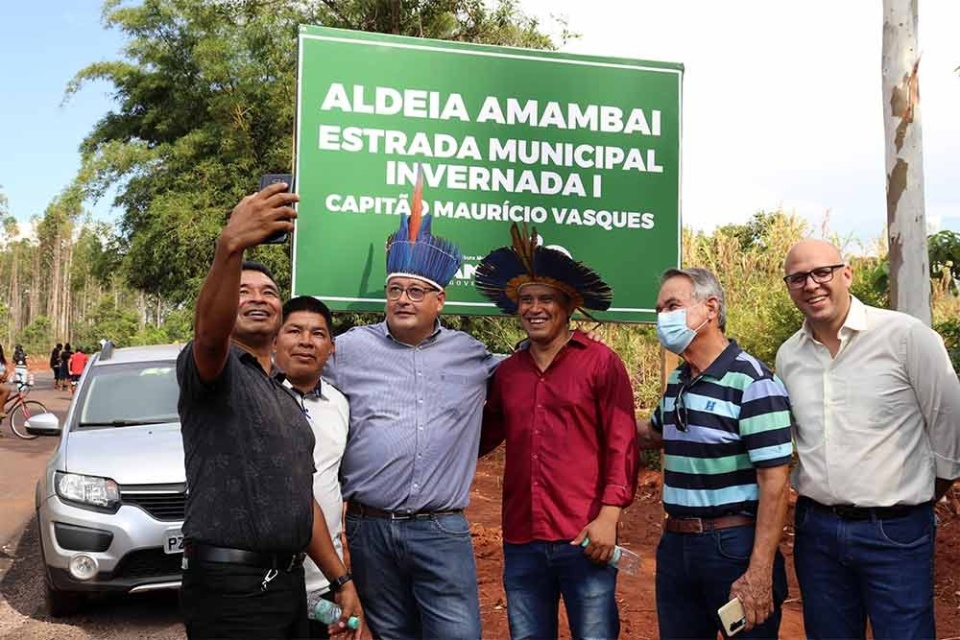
[{"xmin": 882, "ymin": 0, "xmax": 930, "ymax": 325}]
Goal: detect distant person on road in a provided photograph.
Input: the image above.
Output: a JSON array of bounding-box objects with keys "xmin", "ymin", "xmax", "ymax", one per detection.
[
  {"xmin": 12, "ymin": 343, "xmax": 27, "ymax": 385},
  {"xmin": 0, "ymin": 345, "xmax": 10, "ymax": 417},
  {"xmin": 273, "ymin": 295, "xmax": 350, "ymax": 639},
  {"xmin": 50, "ymin": 343, "xmax": 63, "ymax": 390},
  {"xmin": 776, "ymin": 239, "xmax": 960, "ymax": 639},
  {"xmin": 476, "ymin": 224, "xmax": 639, "ymax": 640},
  {"xmin": 68, "ymin": 347, "xmax": 89, "ymax": 394},
  {"xmin": 58, "ymin": 343, "xmax": 72, "ymax": 391},
  {"xmin": 176, "ymin": 184, "xmax": 361, "ymax": 639},
  {"xmin": 637, "ymin": 267, "xmax": 793, "ymax": 639}
]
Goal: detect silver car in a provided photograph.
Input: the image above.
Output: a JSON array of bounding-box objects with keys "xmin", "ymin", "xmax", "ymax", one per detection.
[{"xmin": 30, "ymin": 343, "xmax": 185, "ymax": 616}]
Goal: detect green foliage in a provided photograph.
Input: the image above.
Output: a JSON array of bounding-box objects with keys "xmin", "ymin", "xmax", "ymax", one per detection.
[
  {"xmin": 73, "ymin": 298, "xmax": 140, "ymax": 348},
  {"xmin": 928, "ymin": 230, "xmax": 960, "ymax": 289},
  {"xmin": 849, "ymin": 255, "xmax": 889, "ymax": 308},
  {"xmin": 19, "ymin": 316, "xmax": 54, "ymax": 354},
  {"xmin": 934, "ymin": 318, "xmax": 960, "ymax": 373},
  {"xmin": 160, "ymin": 307, "xmax": 195, "ymax": 344},
  {"xmin": 69, "ymin": 0, "xmax": 561, "ymax": 304}
]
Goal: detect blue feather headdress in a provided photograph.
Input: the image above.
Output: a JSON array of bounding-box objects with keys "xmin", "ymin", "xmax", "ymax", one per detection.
[
  {"xmin": 385, "ymin": 171, "xmax": 463, "ymax": 290},
  {"xmin": 475, "ymin": 223, "xmax": 612, "ymax": 315}
]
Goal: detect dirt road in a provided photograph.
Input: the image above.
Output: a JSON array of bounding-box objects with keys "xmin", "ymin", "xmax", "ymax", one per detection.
[{"xmin": 0, "ymin": 373, "xmax": 185, "ymax": 640}]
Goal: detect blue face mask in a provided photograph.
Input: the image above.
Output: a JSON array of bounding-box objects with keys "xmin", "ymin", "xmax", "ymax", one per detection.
[{"xmin": 656, "ymin": 307, "xmax": 707, "ymax": 354}]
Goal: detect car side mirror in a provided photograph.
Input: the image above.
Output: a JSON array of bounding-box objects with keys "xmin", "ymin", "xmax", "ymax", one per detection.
[{"xmin": 26, "ymin": 413, "xmax": 62, "ymax": 437}]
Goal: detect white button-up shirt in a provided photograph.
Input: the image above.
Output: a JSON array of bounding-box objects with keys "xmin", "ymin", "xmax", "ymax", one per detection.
[
  {"xmin": 285, "ymin": 378, "xmax": 350, "ymax": 594},
  {"xmin": 776, "ymin": 296, "xmax": 960, "ymax": 506}
]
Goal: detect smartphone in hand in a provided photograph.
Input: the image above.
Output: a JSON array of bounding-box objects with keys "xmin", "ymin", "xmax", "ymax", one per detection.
[
  {"xmin": 718, "ymin": 597, "xmax": 746, "ymax": 636},
  {"xmin": 258, "ymin": 173, "xmax": 295, "ymax": 244}
]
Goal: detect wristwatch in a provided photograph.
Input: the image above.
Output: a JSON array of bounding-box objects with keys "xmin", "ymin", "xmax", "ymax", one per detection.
[{"xmin": 329, "ymin": 572, "xmax": 353, "ymax": 592}]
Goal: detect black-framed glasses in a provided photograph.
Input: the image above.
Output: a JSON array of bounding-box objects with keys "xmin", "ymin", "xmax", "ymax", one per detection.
[
  {"xmin": 386, "ymin": 284, "xmax": 438, "ymax": 302},
  {"xmin": 782, "ymin": 264, "xmax": 845, "ymax": 290}
]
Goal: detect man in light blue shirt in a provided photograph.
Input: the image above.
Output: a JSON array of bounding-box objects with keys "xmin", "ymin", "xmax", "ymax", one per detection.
[{"xmin": 324, "ymin": 202, "xmax": 499, "ymax": 639}]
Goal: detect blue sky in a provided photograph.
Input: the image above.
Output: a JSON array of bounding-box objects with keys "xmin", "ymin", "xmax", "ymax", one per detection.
[
  {"xmin": 1, "ymin": 0, "xmax": 958, "ymax": 247},
  {"xmin": 0, "ymin": 1, "xmax": 125, "ymax": 228}
]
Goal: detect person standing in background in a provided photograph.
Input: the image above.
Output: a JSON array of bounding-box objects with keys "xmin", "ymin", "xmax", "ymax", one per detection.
[
  {"xmin": 59, "ymin": 343, "xmax": 72, "ymax": 391},
  {"xmin": 50, "ymin": 343, "xmax": 63, "ymax": 390}
]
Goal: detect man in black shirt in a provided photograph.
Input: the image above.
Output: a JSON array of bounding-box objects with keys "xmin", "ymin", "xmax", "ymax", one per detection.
[{"xmin": 177, "ymin": 182, "xmax": 362, "ymax": 639}]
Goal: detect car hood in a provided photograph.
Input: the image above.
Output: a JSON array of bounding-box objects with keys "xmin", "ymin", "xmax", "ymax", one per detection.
[{"xmin": 64, "ymin": 422, "xmax": 185, "ymax": 485}]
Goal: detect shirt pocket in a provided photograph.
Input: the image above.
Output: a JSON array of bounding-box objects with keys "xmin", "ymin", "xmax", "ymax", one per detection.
[{"xmin": 440, "ymin": 373, "xmax": 469, "ymax": 416}]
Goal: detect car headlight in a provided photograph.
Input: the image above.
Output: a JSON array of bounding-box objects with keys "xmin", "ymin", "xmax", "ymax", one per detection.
[{"xmin": 55, "ymin": 472, "xmax": 120, "ymax": 511}]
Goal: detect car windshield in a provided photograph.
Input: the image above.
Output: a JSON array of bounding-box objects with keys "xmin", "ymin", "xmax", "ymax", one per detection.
[{"xmin": 76, "ymin": 361, "xmax": 180, "ymax": 429}]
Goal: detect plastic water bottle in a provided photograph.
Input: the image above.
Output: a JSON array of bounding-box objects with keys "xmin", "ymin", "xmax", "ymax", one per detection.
[
  {"xmin": 307, "ymin": 591, "xmax": 360, "ymax": 630},
  {"xmin": 581, "ymin": 538, "xmax": 641, "ymax": 575}
]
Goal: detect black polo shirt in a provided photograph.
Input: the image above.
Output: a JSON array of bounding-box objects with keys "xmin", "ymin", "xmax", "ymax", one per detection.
[{"xmin": 177, "ymin": 342, "xmax": 316, "ymax": 552}]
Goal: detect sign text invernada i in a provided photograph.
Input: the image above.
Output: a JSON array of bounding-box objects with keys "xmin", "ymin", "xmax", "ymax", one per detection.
[{"xmin": 293, "ymin": 26, "xmax": 683, "ymax": 322}]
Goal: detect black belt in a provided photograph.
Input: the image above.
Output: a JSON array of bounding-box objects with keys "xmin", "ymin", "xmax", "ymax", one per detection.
[
  {"xmin": 184, "ymin": 541, "xmax": 306, "ymax": 571},
  {"xmin": 347, "ymin": 501, "xmax": 463, "ymax": 521},
  {"xmin": 665, "ymin": 514, "xmax": 756, "ymax": 534},
  {"xmin": 800, "ymin": 496, "xmax": 928, "ymax": 521}
]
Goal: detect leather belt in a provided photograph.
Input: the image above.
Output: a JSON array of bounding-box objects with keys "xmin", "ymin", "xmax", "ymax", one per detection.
[
  {"xmin": 184, "ymin": 541, "xmax": 306, "ymax": 571},
  {"xmin": 347, "ymin": 501, "xmax": 463, "ymax": 521},
  {"xmin": 799, "ymin": 496, "xmax": 927, "ymax": 521},
  {"xmin": 664, "ymin": 514, "xmax": 756, "ymax": 534}
]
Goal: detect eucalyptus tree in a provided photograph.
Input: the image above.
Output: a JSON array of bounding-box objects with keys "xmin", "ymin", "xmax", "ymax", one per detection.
[{"xmin": 882, "ymin": 0, "xmax": 930, "ymax": 323}]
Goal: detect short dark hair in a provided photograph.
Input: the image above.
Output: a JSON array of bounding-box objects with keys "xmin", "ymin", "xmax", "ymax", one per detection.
[
  {"xmin": 241, "ymin": 260, "xmax": 278, "ymax": 289},
  {"xmin": 282, "ymin": 296, "xmax": 334, "ymax": 333}
]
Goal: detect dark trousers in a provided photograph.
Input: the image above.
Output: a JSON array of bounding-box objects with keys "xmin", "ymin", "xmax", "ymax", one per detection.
[
  {"xmin": 793, "ymin": 498, "xmax": 936, "ymax": 640},
  {"xmin": 656, "ymin": 525, "xmax": 788, "ymax": 639},
  {"xmin": 180, "ymin": 559, "xmax": 309, "ymax": 639}
]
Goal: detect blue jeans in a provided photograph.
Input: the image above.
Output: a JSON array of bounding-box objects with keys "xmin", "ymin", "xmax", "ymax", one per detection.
[
  {"xmin": 655, "ymin": 526, "xmax": 787, "ymax": 639},
  {"xmin": 793, "ymin": 498, "xmax": 936, "ymax": 640},
  {"xmin": 345, "ymin": 512, "xmax": 481, "ymax": 639},
  {"xmin": 503, "ymin": 541, "xmax": 619, "ymax": 640}
]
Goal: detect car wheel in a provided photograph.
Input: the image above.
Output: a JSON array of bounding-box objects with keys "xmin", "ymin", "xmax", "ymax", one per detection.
[{"xmin": 36, "ymin": 518, "xmax": 83, "ymax": 618}]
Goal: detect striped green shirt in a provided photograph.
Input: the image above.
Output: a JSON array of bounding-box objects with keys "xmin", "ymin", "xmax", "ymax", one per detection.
[{"xmin": 652, "ymin": 340, "xmax": 793, "ymax": 518}]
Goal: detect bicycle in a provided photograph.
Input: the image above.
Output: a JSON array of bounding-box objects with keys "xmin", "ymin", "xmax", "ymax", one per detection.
[{"xmin": 3, "ymin": 377, "xmax": 48, "ymax": 440}]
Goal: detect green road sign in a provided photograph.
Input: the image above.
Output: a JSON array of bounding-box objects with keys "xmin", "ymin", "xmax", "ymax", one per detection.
[{"xmin": 294, "ymin": 26, "xmax": 682, "ymax": 322}]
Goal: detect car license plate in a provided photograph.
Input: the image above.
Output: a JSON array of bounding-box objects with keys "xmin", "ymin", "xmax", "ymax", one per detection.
[{"xmin": 163, "ymin": 527, "xmax": 184, "ymax": 555}]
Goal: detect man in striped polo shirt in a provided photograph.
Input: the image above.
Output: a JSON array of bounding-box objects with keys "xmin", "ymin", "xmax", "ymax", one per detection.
[{"xmin": 638, "ymin": 267, "xmax": 793, "ymax": 639}]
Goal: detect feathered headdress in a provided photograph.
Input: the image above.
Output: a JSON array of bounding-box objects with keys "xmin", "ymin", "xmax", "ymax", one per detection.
[
  {"xmin": 385, "ymin": 169, "xmax": 463, "ymax": 290},
  {"xmin": 475, "ymin": 223, "xmax": 612, "ymax": 315}
]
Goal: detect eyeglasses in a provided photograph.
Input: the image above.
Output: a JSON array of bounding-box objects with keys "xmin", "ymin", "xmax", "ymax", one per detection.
[
  {"xmin": 674, "ymin": 383, "xmax": 691, "ymax": 433},
  {"xmin": 782, "ymin": 264, "xmax": 845, "ymax": 290},
  {"xmin": 385, "ymin": 284, "xmax": 438, "ymax": 302}
]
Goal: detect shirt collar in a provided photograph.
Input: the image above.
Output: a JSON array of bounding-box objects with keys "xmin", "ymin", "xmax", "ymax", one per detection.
[
  {"xmin": 233, "ymin": 343, "xmax": 279, "ymax": 377},
  {"xmin": 515, "ymin": 329, "xmax": 589, "ymax": 352},
  {"xmin": 679, "ymin": 339, "xmax": 742, "ymax": 383},
  {"xmin": 800, "ymin": 294, "xmax": 866, "ymax": 343},
  {"xmin": 277, "ymin": 374, "xmax": 327, "ymax": 401},
  {"xmin": 381, "ymin": 319, "xmax": 443, "ymax": 345}
]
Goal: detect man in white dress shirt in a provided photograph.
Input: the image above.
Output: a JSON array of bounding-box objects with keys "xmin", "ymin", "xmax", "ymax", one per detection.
[
  {"xmin": 775, "ymin": 239, "xmax": 960, "ymax": 639},
  {"xmin": 274, "ymin": 296, "xmax": 352, "ymax": 639}
]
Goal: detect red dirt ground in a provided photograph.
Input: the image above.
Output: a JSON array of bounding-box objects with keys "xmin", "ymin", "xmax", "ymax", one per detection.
[{"xmin": 467, "ymin": 456, "xmax": 960, "ymax": 639}]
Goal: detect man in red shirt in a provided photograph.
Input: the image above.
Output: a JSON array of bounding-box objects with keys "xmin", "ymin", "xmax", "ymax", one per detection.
[
  {"xmin": 68, "ymin": 347, "xmax": 89, "ymax": 394},
  {"xmin": 477, "ymin": 225, "xmax": 639, "ymax": 640}
]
